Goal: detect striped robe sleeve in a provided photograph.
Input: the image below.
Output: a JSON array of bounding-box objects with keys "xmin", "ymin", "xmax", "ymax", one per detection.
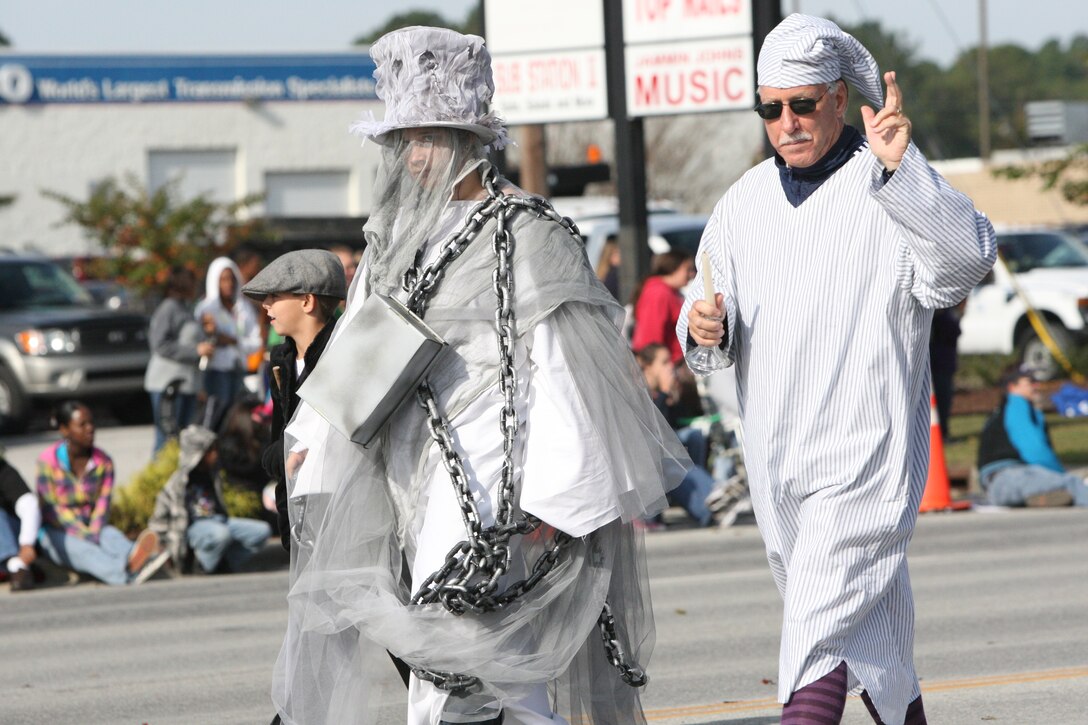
[{"xmin": 872, "ymin": 142, "xmax": 997, "ymax": 308}]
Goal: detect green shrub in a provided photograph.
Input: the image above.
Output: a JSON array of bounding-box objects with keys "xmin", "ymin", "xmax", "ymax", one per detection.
[
  {"xmin": 222, "ymin": 475, "xmax": 263, "ymax": 519},
  {"xmin": 956, "ymin": 353, "xmax": 1018, "ymax": 391},
  {"xmin": 110, "ymin": 440, "xmax": 179, "ymax": 537}
]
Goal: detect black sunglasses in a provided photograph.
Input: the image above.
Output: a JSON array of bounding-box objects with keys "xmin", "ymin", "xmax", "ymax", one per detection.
[{"xmin": 753, "ymin": 85, "xmax": 831, "ymax": 120}]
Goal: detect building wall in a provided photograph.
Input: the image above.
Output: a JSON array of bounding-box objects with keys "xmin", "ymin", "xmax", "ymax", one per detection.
[
  {"xmin": 931, "ymin": 149, "xmax": 1088, "ymax": 229},
  {"xmin": 1, "ymin": 99, "xmax": 383, "ymax": 256}
]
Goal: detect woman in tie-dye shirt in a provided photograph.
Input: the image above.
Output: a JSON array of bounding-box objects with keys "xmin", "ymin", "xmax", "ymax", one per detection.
[{"xmin": 37, "ymin": 401, "xmax": 167, "ymax": 585}]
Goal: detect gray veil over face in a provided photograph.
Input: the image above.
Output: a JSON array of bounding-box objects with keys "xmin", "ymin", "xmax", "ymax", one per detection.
[{"xmin": 362, "ymin": 128, "xmax": 487, "ymax": 298}]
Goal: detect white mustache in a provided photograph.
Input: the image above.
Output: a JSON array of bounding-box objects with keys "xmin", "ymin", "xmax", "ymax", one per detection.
[{"xmin": 778, "ymin": 130, "xmax": 813, "ymax": 146}]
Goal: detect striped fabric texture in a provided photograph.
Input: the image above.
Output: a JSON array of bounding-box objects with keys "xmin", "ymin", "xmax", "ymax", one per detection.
[
  {"xmin": 757, "ymin": 14, "xmax": 884, "ymax": 106},
  {"xmin": 781, "ymin": 660, "xmax": 848, "ymax": 724},
  {"xmin": 678, "ymin": 140, "xmax": 996, "ymax": 724}
]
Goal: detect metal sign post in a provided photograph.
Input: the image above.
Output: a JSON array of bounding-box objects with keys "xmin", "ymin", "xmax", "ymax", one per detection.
[
  {"xmin": 604, "ymin": 0, "xmax": 650, "ymax": 307},
  {"xmin": 752, "ymin": 1, "xmax": 784, "ymax": 158}
]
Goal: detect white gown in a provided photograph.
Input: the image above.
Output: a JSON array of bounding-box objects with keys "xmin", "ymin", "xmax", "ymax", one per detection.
[
  {"xmin": 275, "ymin": 197, "xmax": 689, "ymax": 725},
  {"xmin": 679, "ymin": 141, "xmax": 996, "ymax": 725}
]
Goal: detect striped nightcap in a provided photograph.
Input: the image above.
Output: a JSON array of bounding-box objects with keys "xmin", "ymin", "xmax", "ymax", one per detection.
[{"xmin": 757, "ymin": 14, "xmax": 884, "ymax": 107}]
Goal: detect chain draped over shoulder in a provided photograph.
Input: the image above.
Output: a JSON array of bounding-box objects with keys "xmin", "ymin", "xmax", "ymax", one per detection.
[{"xmin": 271, "ymin": 164, "xmax": 690, "ymax": 725}]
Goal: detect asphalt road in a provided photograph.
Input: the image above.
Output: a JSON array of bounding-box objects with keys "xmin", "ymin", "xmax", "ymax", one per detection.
[{"xmin": 3, "ymin": 496, "xmax": 1086, "ymax": 724}]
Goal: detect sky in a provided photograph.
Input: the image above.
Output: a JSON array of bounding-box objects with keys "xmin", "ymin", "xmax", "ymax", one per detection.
[{"xmin": 0, "ymin": 0, "xmax": 1082, "ymax": 69}]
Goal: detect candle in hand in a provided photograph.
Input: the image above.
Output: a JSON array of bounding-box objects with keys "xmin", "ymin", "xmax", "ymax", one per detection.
[{"xmin": 701, "ymin": 251, "xmax": 715, "ymax": 306}]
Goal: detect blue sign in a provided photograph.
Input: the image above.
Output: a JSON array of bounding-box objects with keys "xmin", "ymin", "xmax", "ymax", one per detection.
[{"xmin": 0, "ymin": 54, "xmax": 379, "ymax": 105}]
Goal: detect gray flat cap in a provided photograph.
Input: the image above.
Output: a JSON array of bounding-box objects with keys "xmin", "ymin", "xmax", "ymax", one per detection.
[{"xmin": 241, "ymin": 249, "xmax": 347, "ymax": 301}]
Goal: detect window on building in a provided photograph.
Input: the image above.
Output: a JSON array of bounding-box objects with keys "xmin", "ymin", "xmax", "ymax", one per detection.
[
  {"xmin": 264, "ymin": 171, "xmax": 351, "ymax": 217},
  {"xmin": 148, "ymin": 149, "xmax": 237, "ymax": 202}
]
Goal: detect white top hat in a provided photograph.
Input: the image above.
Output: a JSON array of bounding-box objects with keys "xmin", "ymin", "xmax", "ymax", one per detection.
[
  {"xmin": 757, "ymin": 14, "xmax": 884, "ymax": 107},
  {"xmin": 350, "ymin": 26, "xmax": 510, "ymax": 150}
]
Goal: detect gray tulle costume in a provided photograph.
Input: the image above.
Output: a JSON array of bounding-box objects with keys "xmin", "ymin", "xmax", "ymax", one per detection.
[{"xmin": 270, "ymin": 26, "xmax": 689, "ymax": 725}]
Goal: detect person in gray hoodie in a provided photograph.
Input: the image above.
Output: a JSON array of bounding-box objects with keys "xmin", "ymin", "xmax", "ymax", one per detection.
[
  {"xmin": 144, "ymin": 267, "xmax": 216, "ymax": 453},
  {"xmin": 196, "ymin": 256, "xmax": 263, "ymax": 428},
  {"xmin": 149, "ymin": 425, "xmax": 271, "ymax": 574}
]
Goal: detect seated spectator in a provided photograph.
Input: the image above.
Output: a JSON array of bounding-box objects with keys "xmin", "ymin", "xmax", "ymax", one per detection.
[
  {"xmin": 217, "ymin": 396, "xmax": 271, "ymax": 491},
  {"xmin": 638, "ymin": 344, "xmax": 748, "ymax": 527},
  {"xmin": 217, "ymin": 396, "xmax": 278, "ymax": 531},
  {"xmin": 978, "ymin": 366, "xmax": 1088, "ymax": 507},
  {"xmin": 1, "ymin": 453, "xmax": 40, "ymax": 592},
  {"xmin": 149, "ymin": 425, "xmax": 272, "ymax": 574},
  {"xmin": 37, "ymin": 401, "xmax": 168, "ymax": 585}
]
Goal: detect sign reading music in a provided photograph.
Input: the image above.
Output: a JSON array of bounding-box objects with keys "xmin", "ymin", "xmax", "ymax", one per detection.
[
  {"xmin": 625, "ymin": 36, "xmax": 753, "ymax": 116},
  {"xmin": 621, "ymin": 0, "xmax": 753, "ymax": 117},
  {"xmin": 485, "ymin": 0, "xmax": 753, "ymax": 123}
]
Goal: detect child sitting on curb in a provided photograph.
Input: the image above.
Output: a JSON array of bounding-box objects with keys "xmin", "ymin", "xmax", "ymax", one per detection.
[
  {"xmin": 1, "ymin": 452, "xmax": 41, "ymax": 592},
  {"xmin": 149, "ymin": 425, "xmax": 271, "ymax": 574},
  {"xmin": 38, "ymin": 401, "xmax": 168, "ymax": 586}
]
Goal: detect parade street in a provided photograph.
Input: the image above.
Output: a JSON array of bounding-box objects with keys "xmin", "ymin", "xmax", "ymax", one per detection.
[{"xmin": 2, "ymin": 466, "xmax": 1086, "ymax": 724}]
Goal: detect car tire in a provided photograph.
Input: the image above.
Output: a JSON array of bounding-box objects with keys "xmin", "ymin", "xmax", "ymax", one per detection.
[
  {"xmin": 0, "ymin": 366, "xmax": 30, "ymax": 434},
  {"xmin": 1019, "ymin": 322, "xmax": 1073, "ymax": 382}
]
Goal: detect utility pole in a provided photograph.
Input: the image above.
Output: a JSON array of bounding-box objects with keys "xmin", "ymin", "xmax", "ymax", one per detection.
[
  {"xmin": 603, "ymin": 0, "xmax": 649, "ymax": 307},
  {"xmin": 519, "ymin": 125, "xmax": 549, "ymax": 196},
  {"xmin": 752, "ymin": 1, "xmax": 784, "ymax": 158},
  {"xmin": 977, "ymin": 0, "xmax": 991, "ymax": 161}
]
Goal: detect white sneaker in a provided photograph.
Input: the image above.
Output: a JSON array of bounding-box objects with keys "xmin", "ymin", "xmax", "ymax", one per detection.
[
  {"xmin": 705, "ymin": 475, "xmax": 746, "ymax": 513},
  {"xmin": 716, "ymin": 497, "xmax": 743, "ymax": 527},
  {"xmin": 130, "ymin": 551, "xmax": 171, "ymax": 585}
]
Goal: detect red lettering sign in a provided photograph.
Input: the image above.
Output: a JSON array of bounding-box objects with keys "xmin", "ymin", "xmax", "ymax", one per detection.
[
  {"xmin": 632, "ymin": 65, "xmax": 746, "ymax": 109},
  {"xmin": 636, "ymin": 0, "xmax": 674, "ymax": 23},
  {"xmin": 683, "ymin": 0, "xmax": 742, "ymax": 18}
]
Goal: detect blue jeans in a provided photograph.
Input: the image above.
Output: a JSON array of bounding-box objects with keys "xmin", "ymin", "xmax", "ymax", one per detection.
[
  {"xmin": 203, "ymin": 369, "xmax": 244, "ymax": 428},
  {"xmin": 149, "ymin": 390, "xmax": 197, "ymax": 453},
  {"xmin": 652, "ymin": 427, "xmax": 717, "ymax": 526},
  {"xmin": 676, "ymin": 427, "xmax": 708, "ymax": 468},
  {"xmin": 187, "ymin": 516, "xmax": 271, "ymax": 573},
  {"xmin": 986, "ymin": 464, "xmax": 1088, "ymax": 507},
  {"xmin": 668, "ymin": 465, "xmax": 716, "ymax": 527},
  {"xmin": 39, "ymin": 524, "xmax": 133, "ymax": 585},
  {"xmin": 0, "ymin": 510, "xmax": 22, "ymax": 563}
]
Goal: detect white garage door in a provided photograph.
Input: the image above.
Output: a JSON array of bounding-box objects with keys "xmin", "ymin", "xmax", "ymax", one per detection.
[
  {"xmin": 264, "ymin": 171, "xmax": 351, "ymax": 217},
  {"xmin": 148, "ymin": 149, "xmax": 237, "ymax": 203}
]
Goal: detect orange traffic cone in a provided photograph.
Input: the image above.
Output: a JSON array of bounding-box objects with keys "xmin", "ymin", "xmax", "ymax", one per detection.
[{"xmin": 919, "ymin": 394, "xmax": 971, "ymax": 513}]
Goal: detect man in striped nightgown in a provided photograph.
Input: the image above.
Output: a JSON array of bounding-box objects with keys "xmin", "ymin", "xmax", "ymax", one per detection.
[{"xmin": 679, "ymin": 14, "xmax": 996, "ymax": 725}]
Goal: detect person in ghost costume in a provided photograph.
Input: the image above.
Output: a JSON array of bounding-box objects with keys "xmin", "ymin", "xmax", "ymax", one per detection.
[
  {"xmin": 270, "ymin": 26, "xmax": 689, "ymax": 725},
  {"xmin": 681, "ymin": 14, "xmax": 996, "ymax": 725}
]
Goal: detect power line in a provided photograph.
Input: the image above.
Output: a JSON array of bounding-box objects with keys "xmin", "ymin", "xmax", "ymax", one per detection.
[{"xmin": 922, "ymin": 0, "xmax": 968, "ymax": 65}]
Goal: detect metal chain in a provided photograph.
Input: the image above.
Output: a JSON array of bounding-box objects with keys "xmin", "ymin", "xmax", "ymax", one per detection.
[
  {"xmin": 411, "ymin": 667, "xmax": 480, "ymax": 693},
  {"xmin": 400, "ymin": 166, "xmax": 645, "ymax": 692},
  {"xmin": 597, "ymin": 602, "xmax": 648, "ymax": 687}
]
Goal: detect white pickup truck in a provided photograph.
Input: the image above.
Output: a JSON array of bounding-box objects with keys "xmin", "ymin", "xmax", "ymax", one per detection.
[{"xmin": 957, "ymin": 227, "xmax": 1088, "ymax": 378}]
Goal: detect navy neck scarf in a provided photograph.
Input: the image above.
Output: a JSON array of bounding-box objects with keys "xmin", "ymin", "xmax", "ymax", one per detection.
[{"xmin": 775, "ymin": 125, "xmax": 865, "ymax": 207}]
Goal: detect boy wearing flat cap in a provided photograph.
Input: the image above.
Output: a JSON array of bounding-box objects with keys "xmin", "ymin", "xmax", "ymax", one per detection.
[{"xmin": 241, "ymin": 249, "xmax": 344, "ymax": 551}]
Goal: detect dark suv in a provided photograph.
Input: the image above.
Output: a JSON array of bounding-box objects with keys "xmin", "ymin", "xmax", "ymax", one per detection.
[{"xmin": 0, "ymin": 255, "xmax": 150, "ymax": 432}]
